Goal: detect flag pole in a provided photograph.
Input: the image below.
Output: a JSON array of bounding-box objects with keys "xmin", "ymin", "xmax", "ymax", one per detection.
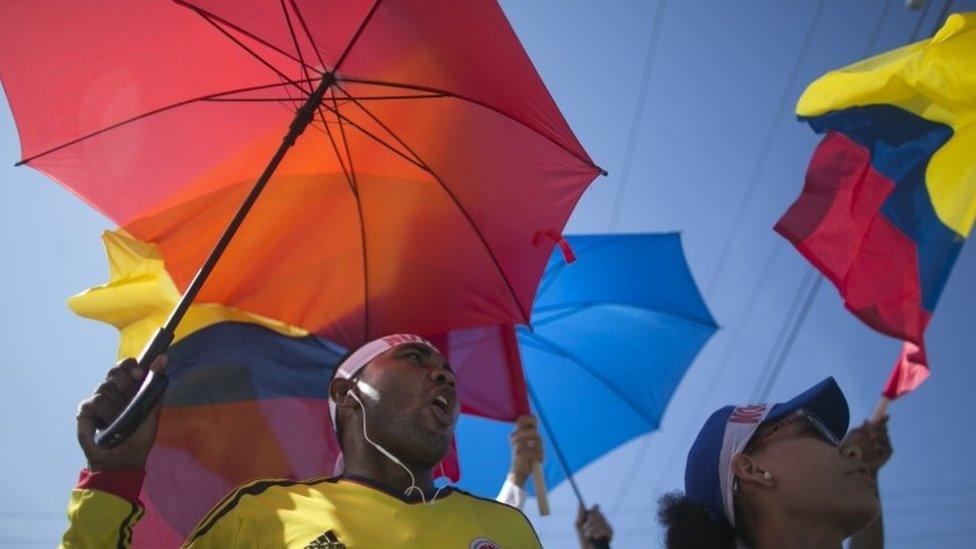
[
  {"xmin": 870, "ymin": 397, "xmax": 890, "ymax": 424},
  {"xmin": 93, "ymin": 73, "xmax": 336, "ymax": 448}
]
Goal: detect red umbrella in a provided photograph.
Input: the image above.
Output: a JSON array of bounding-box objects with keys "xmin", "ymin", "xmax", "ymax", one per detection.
[{"xmin": 0, "ymin": 0, "xmax": 603, "ymax": 445}]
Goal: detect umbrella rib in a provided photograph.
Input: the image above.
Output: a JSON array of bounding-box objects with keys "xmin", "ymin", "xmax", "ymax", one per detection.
[
  {"xmin": 337, "ymin": 77, "xmax": 607, "ymax": 176},
  {"xmin": 274, "ymin": 2, "xmax": 366, "ymax": 341},
  {"xmin": 518, "ymin": 330, "xmax": 659, "ymax": 427},
  {"xmin": 310, "ymin": 94, "xmax": 366, "ymax": 339},
  {"xmin": 331, "ymin": 83, "xmax": 431, "ymax": 169},
  {"xmin": 329, "ymin": 88, "xmax": 370, "ymax": 340},
  {"xmin": 203, "ymin": 94, "xmax": 447, "ymax": 103},
  {"xmin": 533, "ymin": 301, "xmax": 719, "ymax": 331},
  {"xmin": 15, "ymin": 78, "xmax": 319, "ymax": 166},
  {"xmin": 279, "ymin": 0, "xmax": 315, "ymax": 90},
  {"xmin": 535, "ymin": 260, "xmax": 572, "ymax": 302},
  {"xmin": 286, "ymin": 0, "xmax": 327, "ymax": 70},
  {"xmin": 329, "ymin": 83, "xmax": 533, "ymax": 323},
  {"xmin": 171, "ymin": 0, "xmax": 321, "ymax": 77},
  {"xmin": 277, "ymin": 0, "xmax": 333, "ymax": 148},
  {"xmin": 193, "ymin": 8, "xmax": 311, "ymax": 96},
  {"xmin": 529, "ymin": 302, "xmax": 593, "ymax": 328},
  {"xmin": 315, "ymin": 102, "xmax": 430, "ymax": 175},
  {"xmin": 316, "ymin": 103, "xmax": 355, "ymax": 191},
  {"xmin": 333, "ymin": 0, "xmax": 385, "ymax": 73}
]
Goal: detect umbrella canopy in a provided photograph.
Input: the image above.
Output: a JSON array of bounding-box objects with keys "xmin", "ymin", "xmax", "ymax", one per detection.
[
  {"xmin": 456, "ymin": 233, "xmax": 718, "ymax": 496},
  {"xmin": 0, "ymin": 0, "xmax": 602, "ymax": 347}
]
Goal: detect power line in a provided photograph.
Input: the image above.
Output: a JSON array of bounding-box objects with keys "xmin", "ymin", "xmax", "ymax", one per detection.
[
  {"xmin": 745, "ymin": 0, "xmax": 948, "ymax": 405},
  {"xmin": 888, "ymin": 528, "xmax": 976, "ymax": 544},
  {"xmin": 609, "ymin": 244, "xmax": 785, "ymax": 520},
  {"xmin": 607, "ymin": 1, "xmax": 830, "ymax": 525},
  {"xmin": 886, "ymin": 501, "xmax": 976, "ymax": 516},
  {"xmin": 741, "ymin": 0, "xmax": 904, "ymax": 404},
  {"xmin": 750, "ymin": 268, "xmax": 817, "ymax": 402},
  {"xmin": 607, "ymin": 0, "xmax": 667, "ymax": 231},
  {"xmin": 886, "ymin": 485, "xmax": 976, "ymax": 499},
  {"xmin": 0, "ymin": 538, "xmax": 56, "ymax": 546},
  {"xmin": 0, "ymin": 511, "xmax": 62, "ymax": 520},
  {"xmin": 755, "ymin": 275, "xmax": 823, "ymax": 402},
  {"xmin": 702, "ymin": 0, "xmax": 826, "ymax": 299},
  {"xmin": 611, "ymin": 0, "xmax": 893, "ymax": 528},
  {"xmin": 908, "ymin": 0, "xmax": 935, "ymax": 42}
]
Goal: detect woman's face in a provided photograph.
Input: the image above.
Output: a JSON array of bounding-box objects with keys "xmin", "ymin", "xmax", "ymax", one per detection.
[{"xmin": 744, "ymin": 414, "xmax": 880, "ymax": 535}]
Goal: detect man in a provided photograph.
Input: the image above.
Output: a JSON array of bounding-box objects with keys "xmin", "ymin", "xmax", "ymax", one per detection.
[{"xmin": 62, "ymin": 334, "xmax": 542, "ymax": 547}]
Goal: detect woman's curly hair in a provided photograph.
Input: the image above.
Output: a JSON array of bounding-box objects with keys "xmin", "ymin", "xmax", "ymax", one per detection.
[{"xmin": 657, "ymin": 492, "xmax": 739, "ymax": 549}]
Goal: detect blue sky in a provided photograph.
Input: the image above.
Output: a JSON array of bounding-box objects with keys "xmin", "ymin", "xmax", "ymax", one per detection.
[{"xmin": 2, "ymin": 1, "xmax": 975, "ymax": 547}]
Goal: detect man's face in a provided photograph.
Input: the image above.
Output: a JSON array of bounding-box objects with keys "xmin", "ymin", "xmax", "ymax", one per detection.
[{"xmin": 353, "ymin": 343, "xmax": 460, "ymax": 469}]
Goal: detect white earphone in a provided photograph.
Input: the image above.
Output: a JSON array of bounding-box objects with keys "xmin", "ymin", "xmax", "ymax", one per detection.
[{"xmin": 346, "ymin": 386, "xmax": 447, "ymax": 505}]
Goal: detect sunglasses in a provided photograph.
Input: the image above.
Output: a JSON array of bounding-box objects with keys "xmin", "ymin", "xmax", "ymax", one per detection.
[
  {"xmin": 733, "ymin": 409, "xmax": 840, "ymax": 494},
  {"xmin": 743, "ymin": 409, "xmax": 840, "ymax": 455}
]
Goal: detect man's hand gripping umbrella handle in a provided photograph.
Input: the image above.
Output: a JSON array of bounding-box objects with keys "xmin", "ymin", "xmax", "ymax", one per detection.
[
  {"xmin": 93, "ymin": 327, "xmax": 173, "ymax": 448},
  {"xmin": 91, "ymin": 72, "xmax": 337, "ymax": 449}
]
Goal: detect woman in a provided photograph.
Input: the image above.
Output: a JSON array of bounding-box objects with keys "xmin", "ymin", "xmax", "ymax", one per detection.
[{"xmin": 659, "ymin": 377, "xmax": 891, "ymax": 548}]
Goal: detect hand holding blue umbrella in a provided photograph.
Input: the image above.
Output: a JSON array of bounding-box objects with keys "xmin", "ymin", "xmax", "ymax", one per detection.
[{"xmin": 457, "ymin": 233, "xmax": 717, "ymax": 514}]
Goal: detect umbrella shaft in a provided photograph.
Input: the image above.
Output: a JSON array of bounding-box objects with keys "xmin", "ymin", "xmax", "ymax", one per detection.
[
  {"xmin": 94, "ymin": 73, "xmax": 335, "ymax": 449},
  {"xmin": 164, "ymin": 72, "xmax": 336, "ymax": 334},
  {"xmin": 526, "ymin": 381, "xmax": 587, "ymax": 508}
]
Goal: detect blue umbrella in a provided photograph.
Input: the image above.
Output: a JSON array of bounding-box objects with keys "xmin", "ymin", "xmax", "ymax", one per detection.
[{"xmin": 456, "ymin": 233, "xmax": 717, "ymax": 501}]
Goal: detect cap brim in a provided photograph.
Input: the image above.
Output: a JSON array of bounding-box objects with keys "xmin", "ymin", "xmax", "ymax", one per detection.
[{"xmin": 765, "ymin": 377, "xmax": 849, "ymax": 441}]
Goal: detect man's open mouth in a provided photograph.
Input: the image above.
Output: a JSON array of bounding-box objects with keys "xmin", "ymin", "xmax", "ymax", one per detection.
[
  {"xmin": 432, "ymin": 395, "xmax": 450, "ymax": 412},
  {"xmin": 428, "ymin": 388, "xmax": 456, "ymax": 426}
]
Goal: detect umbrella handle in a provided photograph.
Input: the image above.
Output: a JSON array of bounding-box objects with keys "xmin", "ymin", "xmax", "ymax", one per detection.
[
  {"xmin": 532, "ymin": 461, "xmax": 550, "ymax": 516},
  {"xmin": 93, "ymin": 327, "xmax": 173, "ymax": 448}
]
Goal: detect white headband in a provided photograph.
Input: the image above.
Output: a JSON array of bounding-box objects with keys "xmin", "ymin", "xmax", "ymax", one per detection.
[
  {"xmin": 328, "ymin": 334, "xmax": 439, "ymax": 427},
  {"xmin": 718, "ymin": 404, "xmax": 772, "ymax": 527}
]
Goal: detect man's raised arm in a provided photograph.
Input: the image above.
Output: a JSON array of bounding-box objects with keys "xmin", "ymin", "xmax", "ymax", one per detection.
[{"xmin": 60, "ymin": 356, "xmax": 164, "ymax": 548}]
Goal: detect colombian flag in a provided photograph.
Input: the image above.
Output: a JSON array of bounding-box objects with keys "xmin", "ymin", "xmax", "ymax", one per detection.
[
  {"xmin": 70, "ymin": 232, "xmax": 527, "ymax": 546},
  {"xmin": 776, "ymin": 13, "xmax": 976, "ymax": 398}
]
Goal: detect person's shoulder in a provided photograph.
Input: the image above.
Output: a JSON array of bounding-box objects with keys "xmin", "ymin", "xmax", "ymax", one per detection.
[
  {"xmin": 185, "ymin": 476, "xmax": 337, "ymax": 544},
  {"xmin": 448, "ymin": 487, "xmax": 541, "ymax": 540},
  {"xmin": 218, "ymin": 476, "xmax": 338, "ymax": 506}
]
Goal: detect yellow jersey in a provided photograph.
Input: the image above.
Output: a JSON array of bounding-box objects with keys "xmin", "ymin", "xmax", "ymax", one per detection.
[{"xmin": 62, "ymin": 475, "xmax": 542, "ymax": 548}]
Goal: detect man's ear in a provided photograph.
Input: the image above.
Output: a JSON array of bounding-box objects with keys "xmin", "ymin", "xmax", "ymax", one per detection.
[
  {"xmin": 329, "ymin": 378, "xmax": 357, "ymax": 408},
  {"xmin": 731, "ymin": 453, "xmax": 775, "ymax": 490}
]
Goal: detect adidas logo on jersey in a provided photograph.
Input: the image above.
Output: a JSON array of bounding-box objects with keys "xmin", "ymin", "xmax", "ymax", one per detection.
[{"xmin": 305, "ymin": 530, "xmax": 346, "ymax": 549}]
